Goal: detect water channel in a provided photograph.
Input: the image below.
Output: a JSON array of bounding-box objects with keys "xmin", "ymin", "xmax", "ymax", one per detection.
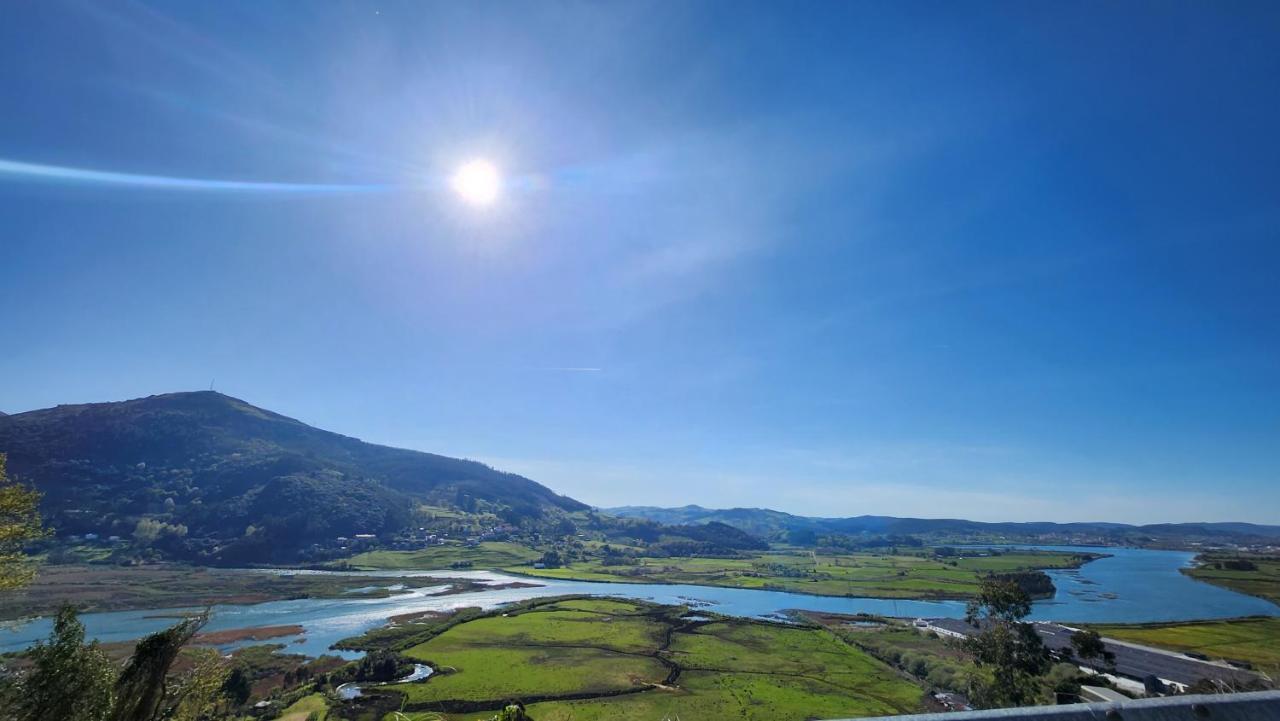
[{"xmin": 2, "ymin": 546, "xmax": 1274, "ymax": 658}]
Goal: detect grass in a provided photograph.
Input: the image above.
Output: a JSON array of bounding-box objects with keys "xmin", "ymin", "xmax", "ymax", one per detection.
[
  {"xmin": 402, "ymin": 646, "xmax": 668, "ymax": 703},
  {"xmin": 480, "ymin": 670, "xmax": 919, "ymax": 721},
  {"xmin": 1184, "ymin": 555, "xmax": 1280, "ymax": 605},
  {"xmin": 342, "ymin": 542, "xmax": 541, "ymax": 571},
  {"xmin": 280, "ymin": 693, "xmax": 330, "ymax": 721},
  {"xmin": 507, "ymin": 549, "xmax": 1096, "ymax": 600},
  {"xmin": 1089, "ymin": 617, "xmax": 1280, "ymax": 676},
  {"xmin": 382, "ymin": 596, "xmax": 923, "ymax": 720},
  {"xmin": 395, "ymin": 599, "xmax": 670, "ymax": 705},
  {"xmin": 809, "ymin": 614, "xmax": 976, "ymax": 695},
  {"xmin": 427, "ymin": 608, "xmax": 668, "ymax": 654}
]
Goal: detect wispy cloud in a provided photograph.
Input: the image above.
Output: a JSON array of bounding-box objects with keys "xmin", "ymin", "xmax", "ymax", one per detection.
[{"xmin": 0, "ymin": 158, "xmax": 398, "ymax": 194}]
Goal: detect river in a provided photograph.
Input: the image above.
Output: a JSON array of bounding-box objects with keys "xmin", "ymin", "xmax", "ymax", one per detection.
[{"xmin": 2, "ymin": 546, "xmax": 1274, "ymax": 657}]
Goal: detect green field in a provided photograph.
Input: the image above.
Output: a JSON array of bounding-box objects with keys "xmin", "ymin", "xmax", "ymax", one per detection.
[
  {"xmin": 1184, "ymin": 555, "xmax": 1280, "ymax": 605},
  {"xmin": 341, "ymin": 542, "xmax": 541, "ymax": 570},
  {"xmin": 279, "ymin": 693, "xmax": 330, "ymax": 721},
  {"xmin": 508, "ymin": 549, "xmax": 1095, "ymax": 600},
  {"xmin": 1090, "ymin": 617, "xmax": 1280, "ymax": 676},
  {"xmin": 809, "ymin": 614, "xmax": 978, "ymax": 695},
  {"xmin": 384, "ymin": 597, "xmax": 923, "ymax": 720}
]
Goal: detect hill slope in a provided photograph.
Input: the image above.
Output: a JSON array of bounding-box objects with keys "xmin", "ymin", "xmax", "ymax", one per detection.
[{"xmin": 0, "ymin": 391, "xmax": 586, "ymax": 562}]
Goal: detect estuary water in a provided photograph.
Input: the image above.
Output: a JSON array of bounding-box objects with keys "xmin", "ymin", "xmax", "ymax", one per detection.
[{"xmin": 2, "ymin": 546, "xmax": 1274, "ymax": 657}]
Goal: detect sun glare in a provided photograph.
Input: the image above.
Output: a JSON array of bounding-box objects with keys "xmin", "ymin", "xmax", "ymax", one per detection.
[{"xmin": 450, "ymin": 159, "xmax": 501, "ymax": 206}]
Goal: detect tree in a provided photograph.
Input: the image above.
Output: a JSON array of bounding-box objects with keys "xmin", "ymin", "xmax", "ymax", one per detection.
[
  {"xmin": 109, "ymin": 613, "xmax": 207, "ymax": 721},
  {"xmin": 963, "ymin": 577, "xmax": 1051, "ymax": 708},
  {"xmin": 492, "ymin": 703, "xmax": 531, "ymax": 721},
  {"xmin": 132, "ymin": 518, "xmax": 187, "ymax": 547},
  {"xmin": 6, "ymin": 606, "xmax": 118, "ymax": 721},
  {"xmin": 0, "ymin": 453, "xmax": 45, "ymax": 590},
  {"xmin": 168, "ymin": 648, "xmax": 230, "ymax": 721},
  {"xmin": 1069, "ymin": 629, "xmax": 1116, "ymax": 670},
  {"xmin": 2, "ymin": 606, "xmax": 224, "ymax": 721},
  {"xmin": 354, "ymin": 650, "xmax": 402, "ymax": 682},
  {"xmin": 220, "ymin": 667, "xmax": 252, "ymax": 707}
]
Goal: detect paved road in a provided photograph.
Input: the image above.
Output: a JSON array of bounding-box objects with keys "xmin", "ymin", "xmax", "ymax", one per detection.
[{"xmin": 925, "ymin": 618, "xmax": 1264, "ymax": 688}]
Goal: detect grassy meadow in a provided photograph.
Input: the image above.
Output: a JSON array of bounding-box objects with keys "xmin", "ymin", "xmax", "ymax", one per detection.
[
  {"xmin": 341, "ymin": 542, "xmax": 541, "ymax": 570},
  {"xmin": 279, "ymin": 693, "xmax": 330, "ymax": 721},
  {"xmin": 506, "ymin": 549, "xmax": 1095, "ymax": 600},
  {"xmin": 381, "ymin": 597, "xmax": 923, "ymax": 721},
  {"xmin": 1184, "ymin": 555, "xmax": 1280, "ymax": 605}
]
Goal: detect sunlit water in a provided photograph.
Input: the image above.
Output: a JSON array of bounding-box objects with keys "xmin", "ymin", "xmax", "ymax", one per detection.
[{"xmin": 2, "ymin": 546, "xmax": 1273, "ymax": 657}]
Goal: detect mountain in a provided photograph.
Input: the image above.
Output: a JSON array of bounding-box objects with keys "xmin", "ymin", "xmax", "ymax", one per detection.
[
  {"xmin": 0, "ymin": 391, "xmax": 586, "ymax": 562},
  {"xmin": 606, "ymin": 505, "xmax": 1280, "ymax": 545}
]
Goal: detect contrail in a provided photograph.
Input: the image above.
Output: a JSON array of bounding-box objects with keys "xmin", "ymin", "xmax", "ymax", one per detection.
[{"xmin": 0, "ymin": 157, "xmax": 408, "ymax": 194}]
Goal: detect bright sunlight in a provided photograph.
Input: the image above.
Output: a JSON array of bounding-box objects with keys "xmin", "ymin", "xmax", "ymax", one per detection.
[{"xmin": 450, "ymin": 159, "xmax": 501, "ymax": 206}]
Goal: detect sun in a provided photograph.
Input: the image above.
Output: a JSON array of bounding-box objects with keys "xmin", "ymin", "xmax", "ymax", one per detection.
[{"xmin": 450, "ymin": 159, "xmax": 501, "ymax": 206}]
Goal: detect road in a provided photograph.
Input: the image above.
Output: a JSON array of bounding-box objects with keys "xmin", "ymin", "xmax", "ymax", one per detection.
[{"xmin": 924, "ymin": 618, "xmax": 1264, "ymax": 688}]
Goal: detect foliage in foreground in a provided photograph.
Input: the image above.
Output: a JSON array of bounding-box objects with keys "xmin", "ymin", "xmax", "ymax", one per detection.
[
  {"xmin": 962, "ymin": 577, "xmax": 1050, "ymax": 708},
  {"xmin": 0, "ymin": 606, "xmax": 235, "ymax": 721},
  {"xmin": 0, "ymin": 453, "xmax": 45, "ymax": 590}
]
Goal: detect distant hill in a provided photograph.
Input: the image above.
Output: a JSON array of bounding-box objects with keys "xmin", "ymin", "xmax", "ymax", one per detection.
[
  {"xmin": 0, "ymin": 391, "xmax": 586, "ymax": 562},
  {"xmin": 606, "ymin": 505, "xmax": 1280, "ymax": 545}
]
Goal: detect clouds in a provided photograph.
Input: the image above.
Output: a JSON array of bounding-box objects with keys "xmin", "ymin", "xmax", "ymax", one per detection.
[{"xmin": 0, "ymin": 157, "xmax": 396, "ymax": 194}]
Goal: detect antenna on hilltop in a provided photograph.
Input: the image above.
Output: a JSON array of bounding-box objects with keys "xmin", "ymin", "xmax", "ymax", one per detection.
[{"xmin": 209, "ymin": 378, "xmax": 215, "ymax": 392}]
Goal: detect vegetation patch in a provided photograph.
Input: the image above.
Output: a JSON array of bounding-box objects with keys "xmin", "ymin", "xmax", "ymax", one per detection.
[
  {"xmin": 380, "ymin": 596, "xmax": 922, "ymax": 720},
  {"xmin": 341, "ymin": 542, "xmax": 541, "ymax": 571},
  {"xmin": 507, "ymin": 549, "xmax": 1093, "ymax": 600},
  {"xmin": 1089, "ymin": 616, "xmax": 1280, "ymax": 676},
  {"xmin": 279, "ymin": 692, "xmax": 329, "ymax": 721},
  {"xmin": 0, "ymin": 564, "xmax": 468, "ymax": 619},
  {"xmin": 1184, "ymin": 554, "xmax": 1280, "ymax": 605}
]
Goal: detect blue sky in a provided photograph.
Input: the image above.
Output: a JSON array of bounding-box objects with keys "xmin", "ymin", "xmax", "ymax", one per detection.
[{"xmin": 2, "ymin": 1, "xmax": 1278, "ymax": 524}]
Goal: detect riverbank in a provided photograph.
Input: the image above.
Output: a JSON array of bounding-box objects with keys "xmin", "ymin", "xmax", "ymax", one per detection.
[
  {"xmin": 4, "ymin": 546, "xmax": 1276, "ymax": 659},
  {"xmin": 1182, "ymin": 554, "xmax": 1280, "ymax": 605},
  {"xmin": 0, "ymin": 563, "xmax": 480, "ymax": 619}
]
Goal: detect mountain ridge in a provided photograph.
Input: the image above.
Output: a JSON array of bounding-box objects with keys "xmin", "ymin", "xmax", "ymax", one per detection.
[
  {"xmin": 0, "ymin": 391, "xmax": 586, "ymax": 562},
  {"xmin": 605, "ymin": 504, "xmax": 1280, "ymax": 542}
]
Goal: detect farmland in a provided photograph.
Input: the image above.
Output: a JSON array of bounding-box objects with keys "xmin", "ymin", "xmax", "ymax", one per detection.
[
  {"xmin": 506, "ymin": 548, "xmax": 1097, "ymax": 600},
  {"xmin": 381, "ymin": 596, "xmax": 923, "ymax": 721},
  {"xmin": 339, "ymin": 542, "xmax": 542, "ymax": 571}
]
